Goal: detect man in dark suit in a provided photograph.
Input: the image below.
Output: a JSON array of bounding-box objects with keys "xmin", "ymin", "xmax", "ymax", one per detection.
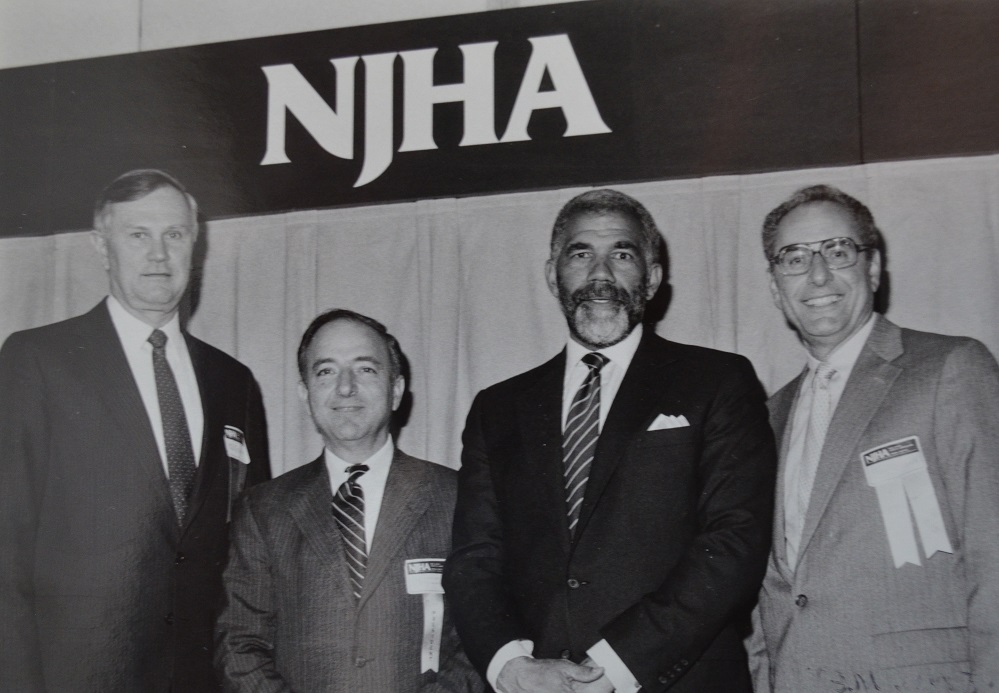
[
  {"xmin": 444, "ymin": 189, "xmax": 776, "ymax": 693},
  {"xmin": 216, "ymin": 309, "xmax": 483, "ymax": 692},
  {"xmin": 748, "ymin": 185, "xmax": 999, "ymax": 692},
  {"xmin": 0, "ymin": 169, "xmax": 270, "ymax": 692}
]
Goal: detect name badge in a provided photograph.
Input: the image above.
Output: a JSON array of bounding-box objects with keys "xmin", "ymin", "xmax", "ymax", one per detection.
[
  {"xmin": 405, "ymin": 559, "xmax": 445, "ymax": 672},
  {"xmin": 224, "ymin": 426, "xmax": 251, "ymax": 465},
  {"xmin": 861, "ymin": 436, "xmax": 952, "ymax": 567}
]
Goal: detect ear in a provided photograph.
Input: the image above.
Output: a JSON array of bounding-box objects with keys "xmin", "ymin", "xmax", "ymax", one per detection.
[
  {"xmin": 645, "ymin": 262, "xmax": 663, "ymax": 300},
  {"xmin": 544, "ymin": 258, "xmax": 560, "ymax": 299},
  {"xmin": 867, "ymin": 248, "xmax": 882, "ymax": 294},
  {"xmin": 391, "ymin": 376, "xmax": 405, "ymax": 411},
  {"xmin": 297, "ymin": 380, "xmax": 309, "ymax": 404},
  {"xmin": 90, "ymin": 230, "xmax": 111, "ymax": 271},
  {"xmin": 768, "ymin": 268, "xmax": 784, "ymax": 311}
]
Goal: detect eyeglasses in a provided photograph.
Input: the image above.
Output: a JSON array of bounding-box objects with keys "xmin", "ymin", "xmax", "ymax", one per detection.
[{"xmin": 769, "ymin": 237, "xmax": 873, "ymax": 276}]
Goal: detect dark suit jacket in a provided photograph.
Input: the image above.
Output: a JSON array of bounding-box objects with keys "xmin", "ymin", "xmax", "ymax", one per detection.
[
  {"xmin": 215, "ymin": 450, "xmax": 484, "ymax": 693},
  {"xmin": 444, "ymin": 331, "xmax": 776, "ymax": 693},
  {"xmin": 0, "ymin": 300, "xmax": 270, "ymax": 693},
  {"xmin": 749, "ymin": 316, "xmax": 999, "ymax": 693}
]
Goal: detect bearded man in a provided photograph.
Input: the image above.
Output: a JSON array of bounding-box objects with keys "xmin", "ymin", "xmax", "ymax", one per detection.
[{"xmin": 444, "ymin": 189, "xmax": 776, "ymax": 693}]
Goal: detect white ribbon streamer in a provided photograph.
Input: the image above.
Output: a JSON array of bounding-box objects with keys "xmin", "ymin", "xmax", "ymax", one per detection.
[
  {"xmin": 861, "ymin": 437, "xmax": 952, "ymax": 568},
  {"xmin": 873, "ymin": 482, "xmax": 920, "ymax": 567},
  {"xmin": 420, "ymin": 593, "xmax": 445, "ymax": 673},
  {"xmin": 405, "ymin": 558, "xmax": 446, "ymax": 673}
]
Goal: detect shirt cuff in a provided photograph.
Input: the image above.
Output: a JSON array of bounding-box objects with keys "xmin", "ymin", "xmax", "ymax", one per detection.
[
  {"xmin": 587, "ymin": 639, "xmax": 641, "ymax": 693},
  {"xmin": 487, "ymin": 639, "xmax": 535, "ymax": 691}
]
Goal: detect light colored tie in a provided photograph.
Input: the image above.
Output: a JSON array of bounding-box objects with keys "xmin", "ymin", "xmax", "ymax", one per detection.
[
  {"xmin": 563, "ymin": 352, "xmax": 608, "ymax": 535},
  {"xmin": 332, "ymin": 464, "xmax": 368, "ymax": 601},
  {"xmin": 785, "ymin": 362, "xmax": 836, "ymax": 568}
]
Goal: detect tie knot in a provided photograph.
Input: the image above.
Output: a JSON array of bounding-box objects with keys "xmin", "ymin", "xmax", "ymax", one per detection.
[
  {"xmin": 148, "ymin": 329, "xmax": 168, "ymax": 350},
  {"xmin": 346, "ymin": 464, "xmax": 369, "ymax": 480},
  {"xmin": 813, "ymin": 362, "xmax": 836, "ymax": 390},
  {"xmin": 581, "ymin": 352, "xmax": 609, "ymax": 372}
]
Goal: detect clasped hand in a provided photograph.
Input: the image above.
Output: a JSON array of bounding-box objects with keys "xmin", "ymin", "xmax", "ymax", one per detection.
[{"xmin": 497, "ymin": 656, "xmax": 614, "ymax": 693}]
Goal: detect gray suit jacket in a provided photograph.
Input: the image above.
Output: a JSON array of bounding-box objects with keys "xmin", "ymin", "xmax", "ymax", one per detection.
[
  {"xmin": 215, "ymin": 449, "xmax": 483, "ymax": 693},
  {"xmin": 749, "ymin": 316, "xmax": 999, "ymax": 693}
]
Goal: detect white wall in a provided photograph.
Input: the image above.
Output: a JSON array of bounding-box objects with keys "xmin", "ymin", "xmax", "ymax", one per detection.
[{"xmin": 0, "ymin": 0, "xmax": 587, "ymax": 70}]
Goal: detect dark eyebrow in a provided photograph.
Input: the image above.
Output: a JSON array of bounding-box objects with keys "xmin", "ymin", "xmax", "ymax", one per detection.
[
  {"xmin": 565, "ymin": 241, "xmax": 593, "ymax": 253},
  {"xmin": 310, "ymin": 355, "xmax": 384, "ymax": 370},
  {"xmin": 353, "ymin": 356, "xmax": 384, "ymax": 367},
  {"xmin": 613, "ymin": 240, "xmax": 639, "ymax": 250}
]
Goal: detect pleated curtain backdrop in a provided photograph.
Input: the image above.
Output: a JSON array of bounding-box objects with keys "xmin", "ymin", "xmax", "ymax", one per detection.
[{"xmin": 2, "ymin": 154, "xmax": 997, "ymax": 473}]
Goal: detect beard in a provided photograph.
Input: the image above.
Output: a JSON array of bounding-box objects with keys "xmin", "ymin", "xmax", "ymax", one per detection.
[{"xmin": 557, "ymin": 278, "xmax": 648, "ymax": 349}]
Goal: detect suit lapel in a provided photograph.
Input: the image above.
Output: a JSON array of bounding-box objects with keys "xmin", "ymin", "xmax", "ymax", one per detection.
[
  {"xmin": 515, "ymin": 352, "xmax": 573, "ymax": 552},
  {"xmin": 78, "ymin": 302, "xmax": 175, "ymax": 514},
  {"xmin": 358, "ymin": 451, "xmax": 433, "ymax": 610},
  {"xmin": 289, "ymin": 457, "xmax": 351, "ymax": 583},
  {"xmin": 769, "ymin": 374, "xmax": 804, "ymax": 575},
  {"xmin": 183, "ymin": 335, "xmax": 217, "ymax": 529},
  {"xmin": 797, "ymin": 316, "xmax": 903, "ymax": 560},
  {"xmin": 575, "ymin": 334, "xmax": 679, "ymax": 540}
]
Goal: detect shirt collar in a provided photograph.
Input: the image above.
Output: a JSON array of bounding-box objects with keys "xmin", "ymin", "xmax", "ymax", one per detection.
[
  {"xmin": 106, "ymin": 295, "xmax": 184, "ymax": 349},
  {"xmin": 806, "ymin": 312, "xmax": 877, "ymax": 374},
  {"xmin": 566, "ymin": 323, "xmax": 643, "ymax": 371},
  {"xmin": 324, "ymin": 436, "xmax": 395, "ymax": 473}
]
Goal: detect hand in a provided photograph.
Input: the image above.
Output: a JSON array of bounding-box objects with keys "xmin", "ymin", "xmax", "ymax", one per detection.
[
  {"xmin": 497, "ymin": 656, "xmax": 604, "ymax": 693},
  {"xmin": 571, "ymin": 674, "xmax": 614, "ymax": 692},
  {"xmin": 571, "ymin": 658, "xmax": 614, "ymax": 692}
]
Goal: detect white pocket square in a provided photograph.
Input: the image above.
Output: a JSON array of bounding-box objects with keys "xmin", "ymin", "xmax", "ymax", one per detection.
[{"xmin": 648, "ymin": 413, "xmax": 690, "ymax": 431}]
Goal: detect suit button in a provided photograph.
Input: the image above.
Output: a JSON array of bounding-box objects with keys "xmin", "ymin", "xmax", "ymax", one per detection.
[
  {"xmin": 680, "ymin": 659, "xmax": 689, "ymax": 666},
  {"xmin": 795, "ymin": 594, "xmax": 808, "ymax": 607},
  {"xmin": 175, "ymin": 552, "xmax": 186, "ymax": 564},
  {"xmin": 658, "ymin": 674, "xmax": 671, "ymax": 684},
  {"xmin": 163, "ymin": 612, "xmax": 174, "ymax": 625},
  {"xmin": 354, "ymin": 656, "xmax": 367, "ymax": 668},
  {"xmin": 567, "ymin": 578, "xmax": 580, "ymax": 589},
  {"xmin": 560, "ymin": 649, "xmax": 571, "ymax": 660}
]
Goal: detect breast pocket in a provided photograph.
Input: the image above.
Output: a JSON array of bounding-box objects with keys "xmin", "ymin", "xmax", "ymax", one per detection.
[{"xmin": 635, "ymin": 426, "xmax": 699, "ymax": 450}]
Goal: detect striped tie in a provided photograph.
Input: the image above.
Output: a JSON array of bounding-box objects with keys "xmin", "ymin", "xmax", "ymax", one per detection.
[
  {"xmin": 563, "ymin": 352, "xmax": 608, "ymax": 535},
  {"xmin": 332, "ymin": 464, "xmax": 369, "ymax": 600}
]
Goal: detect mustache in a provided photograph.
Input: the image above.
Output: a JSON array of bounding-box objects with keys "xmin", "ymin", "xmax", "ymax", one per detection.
[{"xmin": 568, "ymin": 282, "xmax": 634, "ymax": 307}]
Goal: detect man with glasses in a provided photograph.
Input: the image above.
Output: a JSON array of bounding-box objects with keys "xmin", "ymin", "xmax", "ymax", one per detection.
[{"xmin": 747, "ymin": 184, "xmax": 999, "ymax": 692}]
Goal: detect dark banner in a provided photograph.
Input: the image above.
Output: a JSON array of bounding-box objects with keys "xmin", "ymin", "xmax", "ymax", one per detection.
[{"xmin": 1, "ymin": 0, "xmax": 996, "ymax": 236}]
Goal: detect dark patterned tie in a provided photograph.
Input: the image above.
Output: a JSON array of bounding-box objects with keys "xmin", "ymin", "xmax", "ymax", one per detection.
[
  {"xmin": 563, "ymin": 352, "xmax": 609, "ymax": 535},
  {"xmin": 332, "ymin": 464, "xmax": 369, "ymax": 600},
  {"xmin": 148, "ymin": 329, "xmax": 197, "ymax": 525}
]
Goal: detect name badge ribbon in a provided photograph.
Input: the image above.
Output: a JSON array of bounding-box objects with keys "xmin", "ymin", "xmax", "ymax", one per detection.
[
  {"xmin": 861, "ymin": 436, "xmax": 952, "ymax": 567},
  {"xmin": 405, "ymin": 559, "xmax": 445, "ymax": 673}
]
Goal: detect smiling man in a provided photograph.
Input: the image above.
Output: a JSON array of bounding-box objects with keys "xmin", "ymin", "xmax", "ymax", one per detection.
[
  {"xmin": 216, "ymin": 309, "xmax": 482, "ymax": 693},
  {"xmin": 747, "ymin": 185, "xmax": 999, "ymax": 692},
  {"xmin": 444, "ymin": 189, "xmax": 776, "ymax": 693},
  {"xmin": 0, "ymin": 169, "xmax": 270, "ymax": 692}
]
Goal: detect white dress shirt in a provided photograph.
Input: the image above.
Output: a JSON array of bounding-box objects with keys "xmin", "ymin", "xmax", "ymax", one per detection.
[
  {"xmin": 106, "ymin": 296, "xmax": 204, "ymax": 475},
  {"xmin": 784, "ymin": 313, "xmax": 877, "ymax": 564},
  {"xmin": 488, "ymin": 326, "xmax": 645, "ymax": 693},
  {"xmin": 561, "ymin": 324, "xmax": 643, "ymax": 430},
  {"xmin": 323, "ymin": 437, "xmax": 394, "ymax": 551}
]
